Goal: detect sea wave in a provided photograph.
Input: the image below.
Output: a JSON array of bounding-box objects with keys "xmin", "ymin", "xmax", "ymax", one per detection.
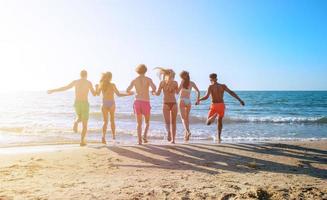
[{"xmin": 88, "ymin": 112, "xmax": 327, "ymax": 124}]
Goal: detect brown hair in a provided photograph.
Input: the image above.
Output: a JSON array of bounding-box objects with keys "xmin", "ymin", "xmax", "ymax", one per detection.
[
  {"xmin": 100, "ymin": 72, "xmax": 112, "ymax": 92},
  {"xmin": 209, "ymin": 73, "xmax": 217, "ymax": 80},
  {"xmin": 135, "ymin": 64, "xmax": 147, "ymax": 74},
  {"xmin": 180, "ymin": 71, "xmax": 190, "ymax": 89}
]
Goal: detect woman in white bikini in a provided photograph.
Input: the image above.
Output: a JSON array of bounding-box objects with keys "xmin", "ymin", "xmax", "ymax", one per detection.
[
  {"xmin": 96, "ymin": 72, "xmax": 132, "ymax": 144},
  {"xmin": 155, "ymin": 67, "xmax": 179, "ymax": 144},
  {"xmin": 178, "ymin": 71, "xmax": 200, "ymax": 141}
]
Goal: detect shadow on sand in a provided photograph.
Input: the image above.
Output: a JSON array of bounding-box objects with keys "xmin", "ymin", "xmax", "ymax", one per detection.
[{"xmin": 93, "ymin": 142, "xmax": 327, "ymax": 179}]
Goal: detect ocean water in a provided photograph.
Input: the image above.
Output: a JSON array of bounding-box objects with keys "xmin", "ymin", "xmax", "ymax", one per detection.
[{"xmin": 0, "ymin": 91, "xmax": 326, "ymax": 145}]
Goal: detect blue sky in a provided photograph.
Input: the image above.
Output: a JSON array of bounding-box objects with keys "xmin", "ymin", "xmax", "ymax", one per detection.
[{"xmin": 0, "ymin": 0, "xmax": 326, "ymax": 91}]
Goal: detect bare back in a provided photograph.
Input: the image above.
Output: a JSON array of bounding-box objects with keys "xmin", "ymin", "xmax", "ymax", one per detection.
[
  {"xmin": 132, "ymin": 76, "xmax": 154, "ymax": 101},
  {"xmin": 74, "ymin": 79, "xmax": 93, "ymax": 102},
  {"xmin": 101, "ymin": 83, "xmax": 115, "ymax": 101},
  {"xmin": 209, "ymin": 83, "xmax": 225, "ymax": 103}
]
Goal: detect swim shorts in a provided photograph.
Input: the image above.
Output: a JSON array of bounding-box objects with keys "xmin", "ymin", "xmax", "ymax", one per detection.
[
  {"xmin": 133, "ymin": 100, "xmax": 151, "ymax": 116},
  {"xmin": 208, "ymin": 103, "xmax": 225, "ymax": 118},
  {"xmin": 74, "ymin": 101, "xmax": 90, "ymax": 121}
]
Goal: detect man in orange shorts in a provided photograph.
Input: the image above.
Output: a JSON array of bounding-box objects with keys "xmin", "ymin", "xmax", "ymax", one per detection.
[{"xmin": 197, "ymin": 73, "xmax": 245, "ymax": 143}]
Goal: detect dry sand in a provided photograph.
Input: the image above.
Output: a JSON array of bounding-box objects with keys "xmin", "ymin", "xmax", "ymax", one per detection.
[{"xmin": 0, "ymin": 141, "xmax": 326, "ymax": 200}]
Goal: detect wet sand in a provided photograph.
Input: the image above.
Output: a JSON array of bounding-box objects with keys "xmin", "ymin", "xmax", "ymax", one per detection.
[{"xmin": 1, "ymin": 141, "xmax": 326, "ymax": 200}]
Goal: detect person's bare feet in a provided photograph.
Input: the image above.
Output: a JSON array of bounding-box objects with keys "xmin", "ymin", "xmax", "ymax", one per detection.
[
  {"xmin": 80, "ymin": 141, "xmax": 87, "ymax": 146},
  {"xmin": 101, "ymin": 137, "xmax": 107, "ymax": 144},
  {"xmin": 167, "ymin": 133, "xmax": 172, "ymax": 142},
  {"xmin": 143, "ymin": 137, "xmax": 148, "ymax": 144},
  {"xmin": 73, "ymin": 122, "xmax": 78, "ymax": 133},
  {"xmin": 170, "ymin": 141, "xmax": 175, "ymax": 144},
  {"xmin": 186, "ymin": 131, "xmax": 191, "ymax": 141}
]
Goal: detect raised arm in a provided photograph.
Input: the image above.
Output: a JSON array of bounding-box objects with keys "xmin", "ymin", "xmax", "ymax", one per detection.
[
  {"xmin": 198, "ymin": 86, "xmax": 211, "ymax": 102},
  {"xmin": 126, "ymin": 80, "xmax": 135, "ymax": 93},
  {"xmin": 89, "ymin": 81, "xmax": 97, "ymax": 96},
  {"xmin": 113, "ymin": 84, "xmax": 132, "ymax": 97},
  {"xmin": 47, "ymin": 81, "xmax": 76, "ymax": 94},
  {"xmin": 191, "ymin": 81, "xmax": 201, "ymax": 101},
  {"xmin": 223, "ymin": 84, "xmax": 245, "ymax": 106}
]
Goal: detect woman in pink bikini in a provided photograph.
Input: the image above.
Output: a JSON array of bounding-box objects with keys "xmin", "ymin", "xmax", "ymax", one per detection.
[
  {"xmin": 96, "ymin": 72, "xmax": 132, "ymax": 144},
  {"xmin": 155, "ymin": 67, "xmax": 179, "ymax": 144},
  {"xmin": 177, "ymin": 71, "xmax": 200, "ymax": 141}
]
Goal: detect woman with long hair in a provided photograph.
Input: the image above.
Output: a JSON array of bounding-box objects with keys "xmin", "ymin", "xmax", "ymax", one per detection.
[
  {"xmin": 155, "ymin": 67, "xmax": 179, "ymax": 144},
  {"xmin": 178, "ymin": 71, "xmax": 200, "ymax": 141},
  {"xmin": 96, "ymin": 72, "xmax": 132, "ymax": 144}
]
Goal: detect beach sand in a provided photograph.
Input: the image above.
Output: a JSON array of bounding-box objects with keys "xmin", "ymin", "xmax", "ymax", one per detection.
[{"xmin": 0, "ymin": 141, "xmax": 326, "ymax": 200}]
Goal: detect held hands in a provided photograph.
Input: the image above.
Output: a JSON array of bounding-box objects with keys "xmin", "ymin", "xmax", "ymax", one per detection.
[
  {"xmin": 240, "ymin": 100, "xmax": 245, "ymax": 106},
  {"xmin": 151, "ymin": 91, "xmax": 157, "ymax": 96},
  {"xmin": 195, "ymin": 99, "xmax": 200, "ymax": 105},
  {"xmin": 128, "ymin": 91, "xmax": 134, "ymax": 95}
]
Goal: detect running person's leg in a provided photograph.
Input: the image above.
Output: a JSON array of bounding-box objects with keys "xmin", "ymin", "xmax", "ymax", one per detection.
[
  {"xmin": 109, "ymin": 104, "xmax": 116, "ymax": 141},
  {"xmin": 101, "ymin": 106, "xmax": 109, "ymax": 144},
  {"xmin": 81, "ymin": 120, "xmax": 88, "ymax": 146},
  {"xmin": 184, "ymin": 104, "xmax": 191, "ymax": 141},
  {"xmin": 216, "ymin": 103, "xmax": 225, "ymax": 143},
  {"xmin": 73, "ymin": 117, "xmax": 81, "ymax": 133},
  {"xmin": 143, "ymin": 114, "xmax": 150, "ymax": 143},
  {"xmin": 73, "ymin": 102, "xmax": 82, "ymax": 133},
  {"xmin": 171, "ymin": 104, "xmax": 178, "ymax": 144},
  {"xmin": 136, "ymin": 115, "xmax": 143, "ymax": 145},
  {"xmin": 163, "ymin": 104, "xmax": 172, "ymax": 142},
  {"xmin": 217, "ymin": 117, "xmax": 223, "ymax": 143},
  {"xmin": 179, "ymin": 101, "xmax": 189, "ymax": 140}
]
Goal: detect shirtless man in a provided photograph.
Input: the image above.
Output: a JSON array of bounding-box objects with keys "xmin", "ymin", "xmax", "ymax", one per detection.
[
  {"xmin": 126, "ymin": 64, "xmax": 156, "ymax": 145},
  {"xmin": 197, "ymin": 73, "xmax": 245, "ymax": 143},
  {"xmin": 47, "ymin": 70, "xmax": 96, "ymax": 146}
]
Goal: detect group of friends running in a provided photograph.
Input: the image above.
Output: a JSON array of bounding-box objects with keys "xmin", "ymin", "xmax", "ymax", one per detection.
[{"xmin": 47, "ymin": 64, "xmax": 245, "ymax": 146}]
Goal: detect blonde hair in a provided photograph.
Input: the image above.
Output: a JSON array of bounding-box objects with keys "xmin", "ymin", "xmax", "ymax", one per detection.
[
  {"xmin": 135, "ymin": 64, "xmax": 147, "ymax": 74},
  {"xmin": 154, "ymin": 67, "xmax": 175, "ymax": 81},
  {"xmin": 99, "ymin": 72, "xmax": 112, "ymax": 92}
]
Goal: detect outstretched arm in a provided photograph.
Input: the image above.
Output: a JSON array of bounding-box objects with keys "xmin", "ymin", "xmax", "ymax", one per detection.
[
  {"xmin": 223, "ymin": 85, "xmax": 245, "ymax": 106},
  {"xmin": 47, "ymin": 81, "xmax": 75, "ymax": 94},
  {"xmin": 113, "ymin": 84, "xmax": 133, "ymax": 97},
  {"xmin": 198, "ymin": 86, "xmax": 211, "ymax": 103},
  {"xmin": 126, "ymin": 80, "xmax": 134, "ymax": 93},
  {"xmin": 149, "ymin": 79, "xmax": 157, "ymax": 95}
]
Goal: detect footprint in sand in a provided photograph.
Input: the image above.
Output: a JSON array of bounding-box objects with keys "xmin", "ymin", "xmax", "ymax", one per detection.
[{"xmin": 220, "ymin": 193, "xmax": 236, "ymax": 200}]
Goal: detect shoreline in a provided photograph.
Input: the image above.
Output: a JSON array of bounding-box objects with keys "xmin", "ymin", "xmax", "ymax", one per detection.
[
  {"xmin": 0, "ymin": 136, "xmax": 327, "ymax": 149},
  {"xmin": 1, "ymin": 138, "xmax": 327, "ymax": 149}
]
